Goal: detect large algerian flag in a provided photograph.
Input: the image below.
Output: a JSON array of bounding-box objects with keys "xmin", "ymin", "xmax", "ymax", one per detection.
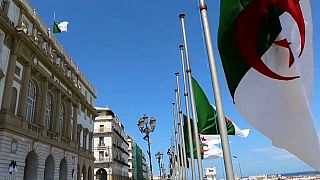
[
  {"xmin": 183, "ymin": 116, "xmax": 222, "ymax": 160},
  {"xmin": 192, "ymin": 77, "xmax": 249, "ymax": 137},
  {"xmin": 218, "ymin": 0, "xmax": 320, "ymax": 169},
  {"xmin": 53, "ymin": 21, "xmax": 69, "ymax": 33}
]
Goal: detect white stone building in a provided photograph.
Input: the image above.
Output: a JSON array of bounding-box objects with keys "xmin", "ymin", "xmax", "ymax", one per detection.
[
  {"xmin": 0, "ymin": 0, "xmax": 96, "ymax": 179},
  {"xmin": 94, "ymin": 107, "xmax": 129, "ymax": 180}
]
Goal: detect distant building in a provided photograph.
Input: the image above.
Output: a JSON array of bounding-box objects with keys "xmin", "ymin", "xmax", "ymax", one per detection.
[
  {"xmin": 0, "ymin": 0, "xmax": 96, "ymax": 179},
  {"xmin": 127, "ymin": 135, "xmax": 149, "ymax": 180},
  {"xmin": 94, "ymin": 107, "xmax": 129, "ymax": 180},
  {"xmin": 204, "ymin": 167, "xmax": 217, "ymax": 180}
]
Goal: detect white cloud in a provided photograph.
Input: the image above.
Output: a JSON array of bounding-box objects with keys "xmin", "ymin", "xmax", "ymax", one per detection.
[{"xmin": 272, "ymin": 154, "xmax": 294, "ymax": 160}]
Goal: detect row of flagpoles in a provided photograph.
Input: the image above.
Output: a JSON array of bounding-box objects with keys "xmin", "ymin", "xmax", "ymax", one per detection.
[
  {"xmin": 169, "ymin": 0, "xmax": 319, "ymax": 179},
  {"xmin": 169, "ymin": 0, "xmax": 235, "ymax": 178}
]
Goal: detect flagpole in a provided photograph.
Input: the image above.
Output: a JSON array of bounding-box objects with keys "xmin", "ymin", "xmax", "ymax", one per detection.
[
  {"xmin": 179, "ymin": 14, "xmax": 204, "ymax": 179},
  {"xmin": 171, "ymin": 103, "xmax": 177, "ymax": 180},
  {"xmin": 171, "ymin": 128, "xmax": 177, "ymax": 180},
  {"xmin": 175, "ymin": 86, "xmax": 187, "ymax": 177},
  {"xmin": 178, "ymin": 44, "xmax": 197, "ymax": 180},
  {"xmin": 175, "ymin": 73, "xmax": 188, "ymax": 180},
  {"xmin": 53, "ymin": 11, "xmax": 56, "ymax": 21},
  {"xmin": 173, "ymin": 100, "xmax": 181, "ymax": 180},
  {"xmin": 197, "ymin": 1, "xmax": 235, "ymax": 179}
]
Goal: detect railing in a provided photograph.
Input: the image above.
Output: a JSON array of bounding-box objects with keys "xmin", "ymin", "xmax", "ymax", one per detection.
[
  {"xmin": 117, "ymin": 145, "xmax": 130, "ymax": 156},
  {"xmin": 94, "ymin": 127, "xmax": 112, "ymax": 133},
  {"xmin": 113, "ymin": 158, "xmax": 130, "ymax": 167},
  {"xmin": 27, "ymin": 123, "xmax": 42, "ymax": 135},
  {"xmin": 95, "ymin": 157, "xmax": 112, "ymax": 163},
  {"xmin": 112, "ymin": 127, "xmax": 129, "ymax": 146},
  {"xmin": 47, "ymin": 130, "xmax": 58, "ymax": 140},
  {"xmin": 61, "ymin": 136, "xmax": 70, "ymax": 145}
]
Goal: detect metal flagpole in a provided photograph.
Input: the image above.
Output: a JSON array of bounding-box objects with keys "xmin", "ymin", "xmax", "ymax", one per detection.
[
  {"xmin": 172, "ymin": 100, "xmax": 181, "ymax": 180},
  {"xmin": 174, "ymin": 89, "xmax": 186, "ymax": 180},
  {"xmin": 170, "ymin": 128, "xmax": 176, "ymax": 179},
  {"xmin": 171, "ymin": 104, "xmax": 177, "ymax": 180},
  {"xmin": 177, "ymin": 45, "xmax": 196, "ymax": 180},
  {"xmin": 53, "ymin": 11, "xmax": 56, "ymax": 21},
  {"xmin": 197, "ymin": 0, "xmax": 235, "ymax": 179},
  {"xmin": 179, "ymin": 14, "xmax": 204, "ymax": 179},
  {"xmin": 175, "ymin": 73, "xmax": 188, "ymax": 180}
]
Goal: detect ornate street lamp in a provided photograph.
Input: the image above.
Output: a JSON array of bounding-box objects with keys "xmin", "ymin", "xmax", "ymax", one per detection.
[
  {"xmin": 137, "ymin": 114, "xmax": 156, "ymax": 180},
  {"xmin": 155, "ymin": 151, "xmax": 164, "ymax": 179},
  {"xmin": 167, "ymin": 148, "xmax": 174, "ymax": 178}
]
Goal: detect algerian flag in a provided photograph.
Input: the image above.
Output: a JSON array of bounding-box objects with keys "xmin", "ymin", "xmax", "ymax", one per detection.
[
  {"xmin": 218, "ymin": 0, "xmax": 320, "ymax": 169},
  {"xmin": 53, "ymin": 21, "xmax": 69, "ymax": 33},
  {"xmin": 192, "ymin": 77, "xmax": 249, "ymax": 137},
  {"xmin": 183, "ymin": 117, "xmax": 222, "ymax": 160},
  {"xmin": 200, "ymin": 135, "xmax": 223, "ymax": 159}
]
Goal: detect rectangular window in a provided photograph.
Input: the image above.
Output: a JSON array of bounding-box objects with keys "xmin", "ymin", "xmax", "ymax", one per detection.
[
  {"xmin": 99, "ymin": 137, "xmax": 104, "ymax": 146},
  {"xmin": 14, "ymin": 66, "xmax": 21, "ymax": 77},
  {"xmin": 99, "ymin": 125, "xmax": 104, "ymax": 133},
  {"xmin": 99, "ymin": 151, "xmax": 104, "ymax": 160}
]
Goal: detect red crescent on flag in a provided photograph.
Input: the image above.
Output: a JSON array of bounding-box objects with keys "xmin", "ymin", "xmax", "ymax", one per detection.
[
  {"xmin": 200, "ymin": 143, "xmax": 209, "ymax": 153},
  {"xmin": 236, "ymin": 0, "xmax": 305, "ymax": 80}
]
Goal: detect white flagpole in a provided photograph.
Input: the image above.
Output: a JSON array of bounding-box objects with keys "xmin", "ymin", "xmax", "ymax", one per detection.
[
  {"xmin": 171, "ymin": 102, "xmax": 177, "ymax": 180},
  {"xmin": 175, "ymin": 73, "xmax": 188, "ymax": 179},
  {"xmin": 179, "ymin": 14, "xmax": 204, "ymax": 179},
  {"xmin": 175, "ymin": 86, "xmax": 187, "ymax": 177},
  {"xmin": 178, "ymin": 44, "xmax": 197, "ymax": 180},
  {"xmin": 197, "ymin": 0, "xmax": 235, "ymax": 179},
  {"xmin": 172, "ymin": 101, "xmax": 181, "ymax": 179},
  {"xmin": 53, "ymin": 11, "xmax": 56, "ymax": 21}
]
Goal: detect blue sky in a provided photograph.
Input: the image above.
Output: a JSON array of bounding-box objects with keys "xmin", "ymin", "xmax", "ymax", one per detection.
[{"xmin": 29, "ymin": 0, "xmax": 320, "ymax": 178}]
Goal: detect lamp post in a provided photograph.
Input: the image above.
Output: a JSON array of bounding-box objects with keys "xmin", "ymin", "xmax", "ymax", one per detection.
[
  {"xmin": 155, "ymin": 151, "xmax": 164, "ymax": 179},
  {"xmin": 167, "ymin": 148, "xmax": 174, "ymax": 178},
  {"xmin": 160, "ymin": 163, "xmax": 166, "ymax": 180},
  {"xmin": 137, "ymin": 114, "xmax": 156, "ymax": 180},
  {"xmin": 233, "ymin": 156, "xmax": 242, "ymax": 179}
]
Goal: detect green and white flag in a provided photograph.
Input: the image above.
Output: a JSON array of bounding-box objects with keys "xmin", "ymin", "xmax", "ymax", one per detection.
[
  {"xmin": 191, "ymin": 77, "xmax": 249, "ymax": 137},
  {"xmin": 218, "ymin": 0, "xmax": 320, "ymax": 169},
  {"xmin": 53, "ymin": 21, "xmax": 68, "ymax": 33},
  {"xmin": 183, "ymin": 116, "xmax": 222, "ymax": 160}
]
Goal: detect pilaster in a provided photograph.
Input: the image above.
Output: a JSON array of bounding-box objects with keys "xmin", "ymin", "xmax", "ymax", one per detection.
[
  {"xmin": 1, "ymin": 39, "xmax": 18, "ymax": 110},
  {"xmin": 37, "ymin": 78, "xmax": 48, "ymax": 126},
  {"xmin": 54, "ymin": 91, "xmax": 61, "ymax": 133},
  {"xmin": 17, "ymin": 63, "xmax": 31, "ymax": 119},
  {"xmin": 72, "ymin": 104, "xmax": 78, "ymax": 141}
]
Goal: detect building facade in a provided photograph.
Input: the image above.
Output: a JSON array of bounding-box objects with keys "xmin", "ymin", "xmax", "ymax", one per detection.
[
  {"xmin": 0, "ymin": 0, "xmax": 97, "ymax": 179},
  {"xmin": 94, "ymin": 107, "xmax": 129, "ymax": 180},
  {"xmin": 127, "ymin": 135, "xmax": 149, "ymax": 180}
]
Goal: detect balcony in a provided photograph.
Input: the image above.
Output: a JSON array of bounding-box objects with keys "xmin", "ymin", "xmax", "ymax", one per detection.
[
  {"xmin": 113, "ymin": 158, "xmax": 130, "ymax": 167},
  {"xmin": 94, "ymin": 127, "xmax": 112, "ymax": 134},
  {"xmin": 96, "ymin": 143, "xmax": 106, "ymax": 150},
  {"xmin": 95, "ymin": 157, "xmax": 112, "ymax": 163}
]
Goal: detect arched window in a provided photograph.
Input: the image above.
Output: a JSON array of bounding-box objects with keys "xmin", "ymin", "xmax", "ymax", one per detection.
[
  {"xmin": 44, "ymin": 93, "xmax": 53, "ymax": 130},
  {"xmin": 59, "ymin": 104, "xmax": 64, "ymax": 135},
  {"xmin": 26, "ymin": 80, "xmax": 37, "ymax": 123}
]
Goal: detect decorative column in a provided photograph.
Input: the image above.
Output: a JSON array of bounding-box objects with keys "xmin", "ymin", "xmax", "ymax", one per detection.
[
  {"xmin": 64, "ymin": 100, "xmax": 72, "ymax": 138},
  {"xmin": 1, "ymin": 39, "xmax": 18, "ymax": 111},
  {"xmin": 54, "ymin": 91, "xmax": 61, "ymax": 133},
  {"xmin": 18, "ymin": 63, "xmax": 31, "ymax": 119},
  {"xmin": 72, "ymin": 104, "xmax": 78, "ymax": 141},
  {"xmin": 37, "ymin": 78, "xmax": 48, "ymax": 126},
  {"xmin": 88, "ymin": 132, "xmax": 93, "ymax": 152}
]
